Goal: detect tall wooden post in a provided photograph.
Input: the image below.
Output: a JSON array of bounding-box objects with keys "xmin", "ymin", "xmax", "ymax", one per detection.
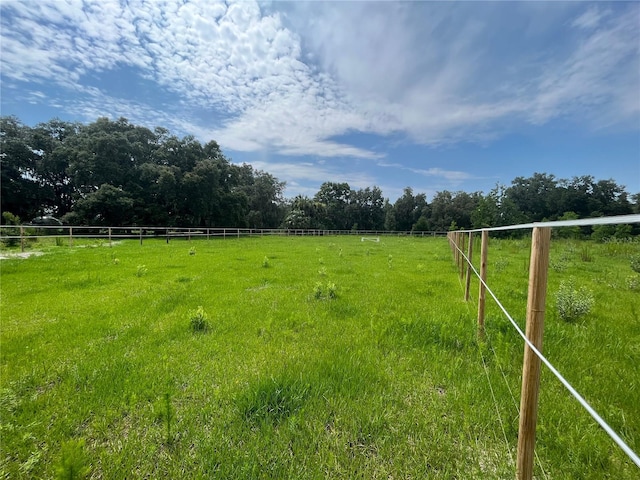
[
  {"xmin": 108, "ymin": 227, "xmax": 112, "ymax": 247},
  {"xmin": 139, "ymin": 228, "xmax": 143, "ymax": 245},
  {"xmin": 20, "ymin": 226, "xmax": 25, "ymax": 253},
  {"xmin": 517, "ymin": 227, "xmax": 551, "ymax": 480},
  {"xmin": 464, "ymin": 232, "xmax": 473, "ymax": 301},
  {"xmin": 69, "ymin": 227, "xmax": 73, "ymax": 247},
  {"xmin": 459, "ymin": 233, "xmax": 466, "ymax": 278},
  {"xmin": 477, "ymin": 230, "xmax": 488, "ymax": 337}
]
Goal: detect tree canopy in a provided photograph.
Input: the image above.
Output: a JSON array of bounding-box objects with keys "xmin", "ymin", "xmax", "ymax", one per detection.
[{"xmin": 1, "ymin": 115, "xmax": 637, "ymax": 237}]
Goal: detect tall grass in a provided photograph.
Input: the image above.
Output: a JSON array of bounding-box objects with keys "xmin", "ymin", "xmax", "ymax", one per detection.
[{"xmin": 1, "ymin": 236, "xmax": 638, "ymax": 478}]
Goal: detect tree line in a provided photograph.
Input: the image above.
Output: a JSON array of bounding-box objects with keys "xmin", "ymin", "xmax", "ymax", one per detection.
[{"xmin": 2, "ymin": 116, "xmax": 638, "ymax": 236}]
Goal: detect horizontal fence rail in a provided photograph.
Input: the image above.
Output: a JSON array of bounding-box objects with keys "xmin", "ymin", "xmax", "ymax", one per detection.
[
  {"xmin": 448, "ymin": 213, "xmax": 640, "ymax": 479},
  {"xmin": 0, "ymin": 226, "xmax": 448, "ymax": 252}
]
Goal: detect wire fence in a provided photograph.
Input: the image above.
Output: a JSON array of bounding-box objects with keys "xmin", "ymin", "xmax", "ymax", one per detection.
[
  {"xmin": 448, "ymin": 213, "xmax": 640, "ymax": 478},
  {"xmin": 0, "ymin": 225, "xmax": 447, "ymax": 252}
]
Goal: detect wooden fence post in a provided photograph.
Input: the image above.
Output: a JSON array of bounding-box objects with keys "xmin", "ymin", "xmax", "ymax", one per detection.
[
  {"xmin": 465, "ymin": 232, "xmax": 473, "ymax": 301},
  {"xmin": 139, "ymin": 228, "xmax": 143, "ymax": 246},
  {"xmin": 477, "ymin": 230, "xmax": 488, "ymax": 337},
  {"xmin": 69, "ymin": 227, "xmax": 73, "ymax": 247},
  {"xmin": 459, "ymin": 233, "xmax": 466, "ymax": 278},
  {"xmin": 517, "ymin": 227, "xmax": 551, "ymax": 480},
  {"xmin": 20, "ymin": 226, "xmax": 25, "ymax": 253},
  {"xmin": 108, "ymin": 227, "xmax": 112, "ymax": 247}
]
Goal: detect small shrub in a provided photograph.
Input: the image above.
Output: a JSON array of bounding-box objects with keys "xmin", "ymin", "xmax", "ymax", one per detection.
[
  {"xmin": 580, "ymin": 246, "xmax": 593, "ymax": 262},
  {"xmin": 136, "ymin": 265, "xmax": 147, "ymax": 277},
  {"xmin": 556, "ymin": 279, "xmax": 594, "ymax": 322},
  {"xmin": 55, "ymin": 237, "xmax": 65, "ymax": 247},
  {"xmin": 313, "ymin": 282, "xmax": 337, "ymax": 300},
  {"xmin": 54, "ymin": 438, "xmax": 90, "ymax": 480},
  {"xmin": 262, "ymin": 256, "xmax": 270, "ymax": 268},
  {"xmin": 630, "ymin": 255, "xmax": 640, "ymax": 274},
  {"xmin": 313, "ymin": 282, "xmax": 323, "ymax": 299},
  {"xmin": 189, "ymin": 306, "xmax": 209, "ymax": 332},
  {"xmin": 112, "ymin": 258, "xmax": 120, "ymax": 265},
  {"xmin": 189, "ymin": 246, "xmax": 196, "ymax": 256},
  {"xmin": 318, "ymin": 267, "xmax": 327, "ymax": 276}
]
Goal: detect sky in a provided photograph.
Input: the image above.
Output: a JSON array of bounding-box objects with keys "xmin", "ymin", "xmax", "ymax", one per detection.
[{"xmin": 1, "ymin": 0, "xmax": 639, "ymax": 202}]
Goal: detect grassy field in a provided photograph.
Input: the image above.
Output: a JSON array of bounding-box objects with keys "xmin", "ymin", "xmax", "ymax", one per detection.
[{"xmin": 1, "ymin": 234, "xmax": 638, "ymax": 478}]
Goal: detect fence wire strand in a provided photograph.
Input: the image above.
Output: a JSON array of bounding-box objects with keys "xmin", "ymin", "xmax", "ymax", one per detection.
[{"xmin": 450, "ymin": 235, "xmax": 640, "ymax": 469}]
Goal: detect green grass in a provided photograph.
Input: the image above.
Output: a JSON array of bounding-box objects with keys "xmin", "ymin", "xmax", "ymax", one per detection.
[{"xmin": 1, "ymin": 235, "xmax": 638, "ymax": 478}]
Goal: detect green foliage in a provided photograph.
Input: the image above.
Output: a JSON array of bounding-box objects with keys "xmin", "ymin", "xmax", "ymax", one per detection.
[
  {"xmin": 2, "ymin": 112, "xmax": 637, "ymax": 233},
  {"xmin": 327, "ymin": 282, "xmax": 337, "ymax": 299},
  {"xmin": 1, "ymin": 211, "xmax": 21, "ymax": 247},
  {"xmin": 555, "ymin": 211, "xmax": 581, "ymax": 239},
  {"xmin": 580, "ymin": 246, "xmax": 593, "ymax": 262},
  {"xmin": 54, "ymin": 439, "xmax": 89, "ymax": 480},
  {"xmin": 631, "ymin": 255, "xmax": 640, "ymax": 274},
  {"xmin": 556, "ymin": 279, "xmax": 595, "ymax": 322},
  {"xmin": 262, "ymin": 256, "xmax": 269, "ymax": 268},
  {"xmin": 189, "ymin": 246, "xmax": 196, "ymax": 256},
  {"xmin": 188, "ymin": 306, "xmax": 209, "ymax": 332},
  {"xmin": 592, "ymin": 224, "xmax": 616, "ymax": 242},
  {"xmin": 313, "ymin": 281, "xmax": 338, "ymax": 300},
  {"xmin": 136, "ymin": 264, "xmax": 147, "ymax": 277}
]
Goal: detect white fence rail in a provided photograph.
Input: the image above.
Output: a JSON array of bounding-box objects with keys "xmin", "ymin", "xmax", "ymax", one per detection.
[{"xmin": 0, "ymin": 225, "xmax": 448, "ymax": 251}]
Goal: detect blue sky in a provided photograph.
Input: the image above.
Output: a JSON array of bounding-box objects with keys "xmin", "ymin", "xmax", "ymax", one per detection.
[{"xmin": 1, "ymin": 1, "xmax": 638, "ymax": 201}]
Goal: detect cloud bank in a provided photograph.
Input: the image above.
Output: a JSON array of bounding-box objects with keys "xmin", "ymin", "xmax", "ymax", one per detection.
[{"xmin": 1, "ymin": 0, "xmax": 638, "ymax": 188}]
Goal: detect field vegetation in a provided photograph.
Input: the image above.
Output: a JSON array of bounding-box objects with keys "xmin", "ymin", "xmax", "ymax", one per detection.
[{"xmin": 1, "ymin": 235, "xmax": 638, "ymax": 478}]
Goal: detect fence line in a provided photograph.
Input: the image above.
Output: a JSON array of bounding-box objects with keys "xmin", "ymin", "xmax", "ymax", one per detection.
[
  {"xmin": 459, "ymin": 213, "xmax": 640, "ymax": 233},
  {"xmin": 0, "ymin": 225, "xmax": 448, "ymax": 252},
  {"xmin": 448, "ymin": 214, "xmax": 640, "ymax": 479}
]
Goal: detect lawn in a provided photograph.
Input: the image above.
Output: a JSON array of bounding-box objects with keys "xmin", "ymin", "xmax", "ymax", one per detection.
[{"xmin": 1, "ymin": 235, "xmax": 638, "ymax": 478}]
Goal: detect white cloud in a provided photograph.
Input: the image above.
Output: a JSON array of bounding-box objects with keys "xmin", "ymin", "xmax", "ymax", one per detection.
[
  {"xmin": 0, "ymin": 0, "xmax": 638, "ymax": 163},
  {"xmin": 247, "ymin": 159, "xmax": 378, "ymax": 198},
  {"xmin": 571, "ymin": 6, "xmax": 610, "ymax": 30}
]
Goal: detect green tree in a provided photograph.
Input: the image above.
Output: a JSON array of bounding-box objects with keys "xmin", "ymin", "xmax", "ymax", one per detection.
[
  {"xmin": 394, "ymin": 187, "xmax": 425, "ymax": 231},
  {"xmin": 506, "ymin": 172, "xmax": 559, "ymax": 222},
  {"xmin": 0, "ymin": 116, "xmax": 40, "ymax": 219},
  {"xmin": 314, "ymin": 182, "xmax": 352, "ymax": 229},
  {"xmin": 73, "ymin": 184, "xmax": 134, "ymax": 226},
  {"xmin": 349, "ymin": 186, "xmax": 385, "ymax": 230}
]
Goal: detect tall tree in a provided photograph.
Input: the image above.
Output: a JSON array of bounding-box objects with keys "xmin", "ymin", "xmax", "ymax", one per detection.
[
  {"xmin": 314, "ymin": 182, "xmax": 352, "ymax": 229},
  {"xmin": 393, "ymin": 187, "xmax": 425, "ymax": 231},
  {"xmin": 506, "ymin": 172, "xmax": 559, "ymax": 221},
  {"xmin": 0, "ymin": 116, "xmax": 40, "ymax": 220},
  {"xmin": 349, "ymin": 186, "xmax": 385, "ymax": 230}
]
